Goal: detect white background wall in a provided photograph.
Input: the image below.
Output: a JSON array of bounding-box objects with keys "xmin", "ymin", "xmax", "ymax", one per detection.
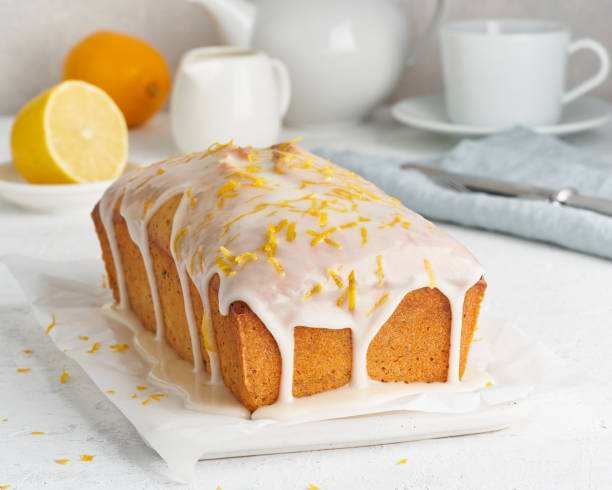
[{"xmin": 1, "ymin": 0, "xmax": 611, "ymax": 115}]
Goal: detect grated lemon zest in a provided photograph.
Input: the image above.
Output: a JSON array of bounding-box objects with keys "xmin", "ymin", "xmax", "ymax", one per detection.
[
  {"xmin": 46, "ymin": 312, "xmax": 56, "ymax": 334},
  {"xmin": 157, "ymin": 168, "xmax": 165, "ymax": 175},
  {"xmin": 286, "ymin": 222, "xmax": 297, "ymax": 242},
  {"xmin": 201, "ymin": 315, "xmax": 216, "ymax": 352},
  {"xmin": 324, "ymin": 238, "xmax": 341, "ymax": 248},
  {"xmin": 87, "ymin": 342, "xmax": 100, "ymax": 354},
  {"xmin": 378, "ymin": 215, "xmax": 402, "ymax": 229},
  {"xmin": 308, "ymin": 484, "xmax": 321, "ymax": 490},
  {"xmin": 110, "ymin": 344, "xmax": 128, "ymax": 353},
  {"xmin": 360, "ymin": 227, "xmax": 367, "ymax": 246},
  {"xmin": 375, "ymin": 255, "xmax": 384, "ymax": 286},
  {"xmin": 17, "ymin": 368, "xmax": 31, "ymax": 373},
  {"xmin": 137, "ymin": 385, "xmax": 147, "ymax": 391},
  {"xmin": 358, "ymin": 216, "xmax": 371, "ymax": 222},
  {"xmin": 23, "ymin": 349, "xmax": 32, "ymax": 354},
  {"xmin": 219, "ymin": 246, "xmax": 236, "ymax": 262},
  {"xmin": 31, "ymin": 431, "xmax": 45, "ymax": 435},
  {"xmin": 319, "ymin": 213, "xmax": 328, "ymax": 227},
  {"xmin": 173, "ymin": 227, "xmax": 190, "ymax": 255},
  {"xmin": 54, "ymin": 459, "xmax": 70, "ymax": 465},
  {"xmin": 80, "ymin": 455, "xmax": 94, "ymax": 462},
  {"xmin": 339, "ymin": 222, "xmax": 357, "ymax": 229},
  {"xmin": 366, "ymin": 293, "xmax": 389, "ymax": 317},
  {"xmin": 486, "ymin": 381, "xmax": 494, "ymax": 387},
  {"xmin": 216, "ymin": 257, "xmax": 236, "ymax": 276},
  {"xmin": 277, "ymin": 136, "xmax": 302, "ymax": 150},
  {"xmin": 348, "ymin": 271, "xmax": 356, "ymax": 311},
  {"xmin": 303, "ymin": 284, "xmax": 323, "ymax": 300},
  {"xmin": 78, "ymin": 336, "xmax": 89, "ymax": 341},
  {"xmin": 60, "ymin": 366, "xmax": 69, "ymax": 384},
  {"xmin": 396, "ymin": 458, "xmax": 407, "ymax": 465},
  {"xmin": 106, "ymin": 390, "xmax": 116, "ymax": 395},
  {"xmin": 328, "ymin": 269, "xmax": 344, "ymax": 289},
  {"xmin": 235, "ymin": 252, "xmax": 258, "ymax": 266},
  {"xmin": 307, "ymin": 227, "xmax": 337, "ymax": 246},
  {"xmin": 424, "ymin": 259, "xmax": 436, "ymax": 288}
]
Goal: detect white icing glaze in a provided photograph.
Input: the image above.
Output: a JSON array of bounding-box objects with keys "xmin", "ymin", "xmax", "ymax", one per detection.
[{"xmin": 98, "ymin": 141, "xmax": 485, "ymax": 417}]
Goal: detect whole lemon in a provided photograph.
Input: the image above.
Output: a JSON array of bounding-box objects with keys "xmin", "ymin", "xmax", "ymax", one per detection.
[{"xmin": 63, "ymin": 31, "xmax": 171, "ymax": 127}]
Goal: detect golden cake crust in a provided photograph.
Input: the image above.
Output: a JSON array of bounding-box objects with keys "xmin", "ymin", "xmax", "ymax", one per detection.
[{"xmin": 92, "ymin": 196, "xmax": 486, "ymax": 412}]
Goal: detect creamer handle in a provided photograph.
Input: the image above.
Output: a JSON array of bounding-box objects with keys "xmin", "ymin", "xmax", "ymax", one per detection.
[{"xmin": 270, "ymin": 58, "xmax": 292, "ymax": 117}]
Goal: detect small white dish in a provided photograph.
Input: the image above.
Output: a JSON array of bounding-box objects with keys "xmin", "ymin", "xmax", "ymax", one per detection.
[
  {"xmin": 391, "ymin": 94, "xmax": 612, "ymax": 136},
  {"xmin": 0, "ymin": 162, "xmax": 139, "ymax": 212}
]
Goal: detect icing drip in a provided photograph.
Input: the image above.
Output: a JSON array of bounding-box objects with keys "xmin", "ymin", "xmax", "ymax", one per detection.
[{"xmin": 98, "ymin": 142, "xmax": 485, "ymax": 414}]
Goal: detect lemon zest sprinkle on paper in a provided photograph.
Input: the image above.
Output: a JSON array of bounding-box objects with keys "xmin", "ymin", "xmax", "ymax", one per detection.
[
  {"xmin": 31, "ymin": 431, "xmax": 45, "ymax": 435},
  {"xmin": 106, "ymin": 390, "xmax": 116, "ymax": 395},
  {"xmin": 23, "ymin": 349, "xmax": 32, "ymax": 354},
  {"xmin": 60, "ymin": 366, "xmax": 69, "ymax": 384},
  {"xmin": 78, "ymin": 336, "xmax": 89, "ymax": 341},
  {"xmin": 137, "ymin": 385, "xmax": 147, "ymax": 391},
  {"xmin": 17, "ymin": 368, "xmax": 31, "ymax": 373},
  {"xmin": 396, "ymin": 458, "xmax": 407, "ymax": 465},
  {"xmin": 308, "ymin": 484, "xmax": 321, "ymax": 490},
  {"xmin": 360, "ymin": 227, "xmax": 367, "ymax": 246},
  {"xmin": 486, "ymin": 381, "xmax": 494, "ymax": 387},
  {"xmin": 54, "ymin": 459, "xmax": 70, "ymax": 465},
  {"xmin": 46, "ymin": 312, "xmax": 57, "ymax": 334},
  {"xmin": 80, "ymin": 455, "xmax": 94, "ymax": 462},
  {"xmin": 110, "ymin": 344, "xmax": 129, "ymax": 353}
]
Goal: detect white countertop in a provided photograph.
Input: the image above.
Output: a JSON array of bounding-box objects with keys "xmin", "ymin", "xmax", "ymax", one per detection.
[{"xmin": 1, "ymin": 111, "xmax": 611, "ymax": 489}]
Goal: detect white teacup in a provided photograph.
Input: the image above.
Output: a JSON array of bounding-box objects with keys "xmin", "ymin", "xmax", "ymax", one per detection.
[
  {"xmin": 170, "ymin": 46, "xmax": 291, "ymax": 152},
  {"xmin": 440, "ymin": 19, "xmax": 610, "ymax": 127}
]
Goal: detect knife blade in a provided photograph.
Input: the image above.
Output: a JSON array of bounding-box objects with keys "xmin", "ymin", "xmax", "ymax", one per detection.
[{"xmin": 401, "ymin": 162, "xmax": 612, "ymax": 218}]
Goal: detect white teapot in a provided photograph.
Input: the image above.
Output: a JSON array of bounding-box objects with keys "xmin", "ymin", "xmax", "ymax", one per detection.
[{"xmin": 194, "ymin": 0, "xmax": 446, "ymax": 126}]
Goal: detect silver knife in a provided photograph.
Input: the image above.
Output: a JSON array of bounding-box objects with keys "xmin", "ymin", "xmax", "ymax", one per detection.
[{"xmin": 401, "ymin": 162, "xmax": 612, "ymax": 218}]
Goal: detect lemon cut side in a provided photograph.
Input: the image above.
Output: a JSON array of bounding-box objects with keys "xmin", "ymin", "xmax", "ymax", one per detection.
[{"xmin": 11, "ymin": 80, "xmax": 128, "ymax": 184}]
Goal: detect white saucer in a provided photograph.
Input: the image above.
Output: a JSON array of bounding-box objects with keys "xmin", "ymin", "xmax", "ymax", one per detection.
[
  {"xmin": 0, "ymin": 162, "xmax": 139, "ymax": 212},
  {"xmin": 391, "ymin": 94, "xmax": 612, "ymax": 136}
]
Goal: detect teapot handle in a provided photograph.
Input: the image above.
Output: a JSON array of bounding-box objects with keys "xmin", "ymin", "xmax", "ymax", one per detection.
[{"xmin": 406, "ymin": 0, "xmax": 447, "ymax": 67}]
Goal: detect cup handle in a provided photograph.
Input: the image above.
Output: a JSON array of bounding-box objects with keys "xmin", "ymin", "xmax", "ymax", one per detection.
[
  {"xmin": 406, "ymin": 0, "xmax": 447, "ymax": 66},
  {"xmin": 270, "ymin": 58, "xmax": 292, "ymax": 117},
  {"xmin": 562, "ymin": 38, "xmax": 610, "ymax": 105}
]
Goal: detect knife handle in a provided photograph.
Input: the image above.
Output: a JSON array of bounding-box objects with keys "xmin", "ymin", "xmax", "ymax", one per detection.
[{"xmin": 555, "ymin": 188, "xmax": 612, "ymax": 217}]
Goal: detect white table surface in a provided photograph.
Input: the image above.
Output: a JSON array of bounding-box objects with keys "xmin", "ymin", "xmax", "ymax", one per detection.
[{"xmin": 1, "ymin": 110, "xmax": 611, "ymax": 489}]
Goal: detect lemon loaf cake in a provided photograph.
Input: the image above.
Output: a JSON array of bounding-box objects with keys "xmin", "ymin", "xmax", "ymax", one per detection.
[{"xmin": 92, "ymin": 140, "xmax": 486, "ymax": 412}]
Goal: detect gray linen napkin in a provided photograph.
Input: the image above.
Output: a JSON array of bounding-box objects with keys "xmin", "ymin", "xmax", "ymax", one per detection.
[{"xmin": 315, "ymin": 127, "xmax": 612, "ymax": 260}]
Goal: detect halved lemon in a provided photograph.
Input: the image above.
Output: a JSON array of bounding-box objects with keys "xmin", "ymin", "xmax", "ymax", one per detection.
[{"xmin": 11, "ymin": 80, "xmax": 128, "ymax": 184}]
